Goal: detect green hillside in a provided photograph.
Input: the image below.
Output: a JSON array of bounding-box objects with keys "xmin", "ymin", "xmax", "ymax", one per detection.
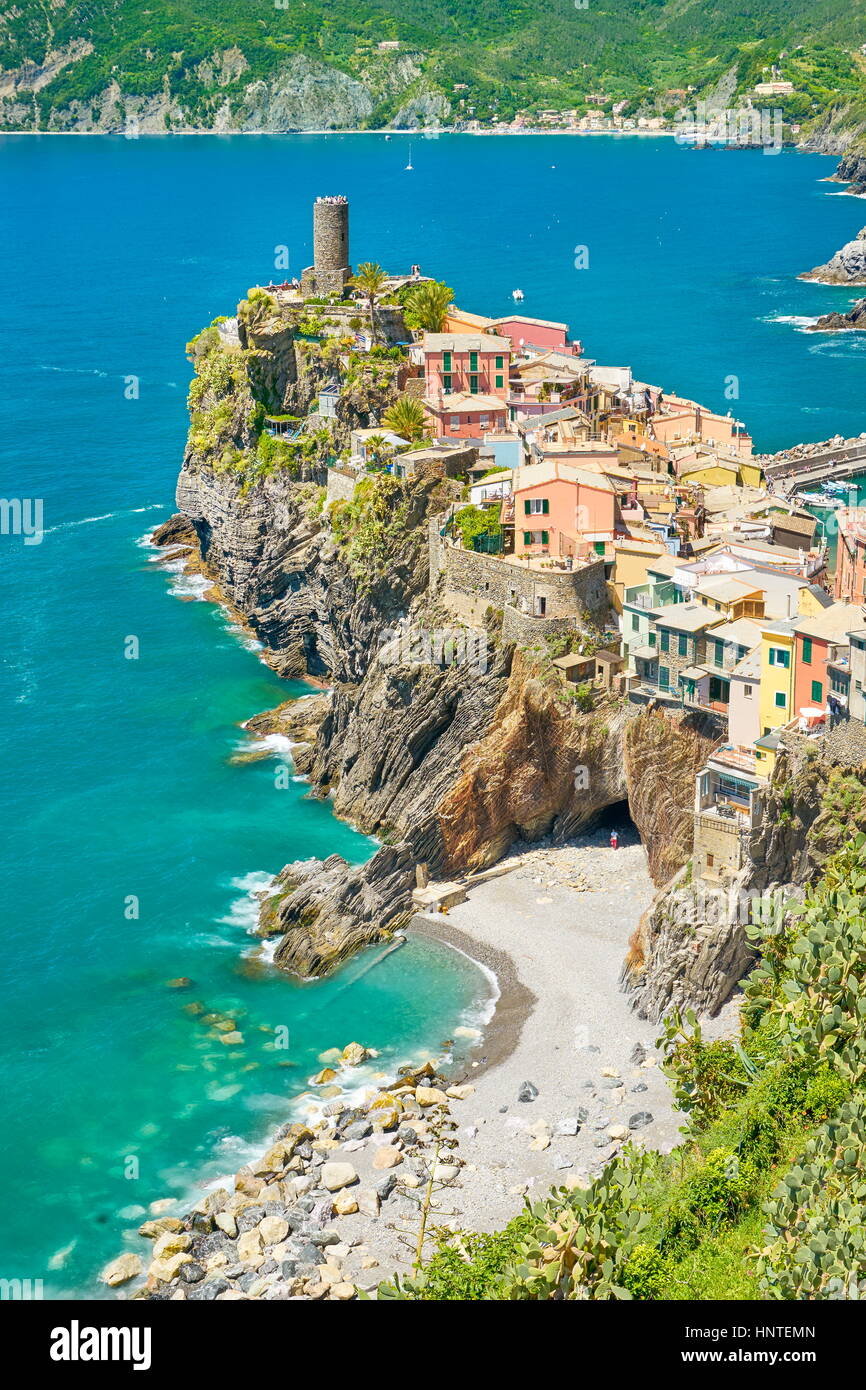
[{"xmin": 2, "ymin": 2, "xmax": 864, "ymax": 141}]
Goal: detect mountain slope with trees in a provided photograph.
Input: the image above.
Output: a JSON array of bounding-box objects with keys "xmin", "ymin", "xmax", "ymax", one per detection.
[{"xmin": 1, "ymin": 0, "xmax": 865, "ymax": 146}]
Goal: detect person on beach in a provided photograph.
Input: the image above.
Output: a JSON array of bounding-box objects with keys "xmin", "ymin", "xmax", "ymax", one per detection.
[{"xmin": 610, "ymin": 829, "xmax": 619, "ymax": 850}]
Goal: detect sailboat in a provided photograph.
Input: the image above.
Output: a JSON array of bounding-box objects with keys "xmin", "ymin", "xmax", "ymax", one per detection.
[{"xmin": 405, "ymin": 144, "xmax": 413, "ymax": 171}]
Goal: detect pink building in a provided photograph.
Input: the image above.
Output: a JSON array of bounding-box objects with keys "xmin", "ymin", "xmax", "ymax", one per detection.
[
  {"xmin": 486, "ymin": 315, "xmax": 580, "ymax": 356},
  {"xmin": 421, "ymin": 332, "xmax": 511, "ymax": 401},
  {"xmin": 508, "ymin": 461, "xmax": 616, "ymax": 558},
  {"xmin": 425, "ymin": 393, "xmax": 508, "ymax": 439}
]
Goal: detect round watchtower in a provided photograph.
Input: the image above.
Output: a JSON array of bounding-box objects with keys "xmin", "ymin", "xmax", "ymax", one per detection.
[{"xmin": 313, "ymin": 195, "xmax": 350, "ymax": 291}]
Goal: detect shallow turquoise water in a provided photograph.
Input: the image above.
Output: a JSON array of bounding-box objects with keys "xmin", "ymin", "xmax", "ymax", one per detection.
[{"xmin": 0, "ymin": 132, "xmax": 863, "ymax": 1295}]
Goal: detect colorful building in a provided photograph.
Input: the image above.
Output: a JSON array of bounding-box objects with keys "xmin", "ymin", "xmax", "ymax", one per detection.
[
  {"xmin": 758, "ymin": 622, "xmax": 796, "ymax": 735},
  {"xmin": 421, "ymin": 333, "xmax": 510, "ymax": 401},
  {"xmin": 508, "ymin": 461, "xmax": 616, "ymax": 559},
  {"xmin": 835, "ymin": 511, "xmax": 866, "ymax": 604},
  {"xmin": 791, "ymin": 603, "xmax": 865, "ymax": 718}
]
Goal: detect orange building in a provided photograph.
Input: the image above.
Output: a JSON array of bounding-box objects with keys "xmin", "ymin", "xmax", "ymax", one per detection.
[{"xmin": 508, "ymin": 461, "xmax": 616, "ymax": 559}]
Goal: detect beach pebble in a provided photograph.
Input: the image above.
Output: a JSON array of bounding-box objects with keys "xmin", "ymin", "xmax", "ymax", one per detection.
[
  {"xmin": 415, "ymin": 1086, "xmax": 448, "ymax": 1107},
  {"xmin": 320, "ymin": 1162, "xmax": 358, "ymax": 1192},
  {"xmin": 374, "ymin": 1174, "xmax": 397, "ymax": 1200},
  {"xmin": 333, "ymin": 1192, "xmax": 359, "ymax": 1215},
  {"xmin": 356, "ymin": 1189, "xmax": 380, "ymax": 1218},
  {"xmin": 632, "ymin": 1082, "xmax": 648, "ymax": 1093},
  {"xmin": 551, "ymin": 1153, "xmax": 573, "ymax": 1170},
  {"xmin": 220, "ymin": 1031, "xmax": 244, "ymax": 1046},
  {"xmin": 606, "ymin": 1124, "xmax": 629, "ymax": 1141},
  {"xmin": 630, "ymin": 1043, "xmax": 648, "ymax": 1065},
  {"xmin": 372, "ymin": 1146, "xmax": 402, "ymax": 1170},
  {"xmin": 446, "ymin": 1084, "xmax": 474, "ymax": 1100},
  {"xmin": 629, "ymin": 1111, "xmax": 654, "ymax": 1130},
  {"xmin": 517, "ymin": 1081, "xmax": 539, "ymax": 1103}
]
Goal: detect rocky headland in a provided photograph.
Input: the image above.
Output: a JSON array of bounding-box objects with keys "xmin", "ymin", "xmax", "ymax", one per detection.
[
  {"xmin": 801, "ymin": 226, "xmax": 866, "ymax": 286},
  {"xmin": 807, "ymin": 296, "xmax": 866, "ymax": 332}
]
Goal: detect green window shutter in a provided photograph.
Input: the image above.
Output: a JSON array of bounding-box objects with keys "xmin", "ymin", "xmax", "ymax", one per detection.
[
  {"xmin": 470, "ymin": 375, "xmax": 479, "ymax": 393},
  {"xmin": 678, "ymin": 634, "xmax": 687, "ymax": 657},
  {"xmin": 802, "ymin": 637, "xmax": 812, "ymax": 664},
  {"xmin": 774, "ymin": 691, "xmax": 786, "ymax": 708},
  {"xmin": 524, "ymin": 499, "xmax": 531, "ymax": 515},
  {"xmin": 495, "ymin": 374, "xmax": 503, "ymax": 389},
  {"xmin": 541, "ymin": 530, "xmax": 549, "ymax": 545},
  {"xmin": 811, "ymin": 680, "xmax": 823, "ymax": 702},
  {"xmin": 542, "ymin": 498, "xmax": 549, "ymax": 514},
  {"xmin": 594, "ymin": 541, "xmax": 605, "ymax": 556},
  {"xmin": 469, "ymin": 351, "xmax": 478, "ymax": 372},
  {"xmin": 523, "ymin": 531, "xmax": 531, "ymax": 545},
  {"xmin": 443, "ymin": 375, "xmax": 451, "ymax": 391},
  {"xmin": 443, "ymin": 351, "xmax": 451, "ymax": 371},
  {"xmin": 649, "ymin": 633, "xmax": 656, "ymax": 647},
  {"xmin": 658, "ymin": 665, "xmax": 669, "ymax": 689},
  {"xmin": 495, "ymin": 355, "xmax": 503, "ymax": 370},
  {"xmin": 660, "ymin": 631, "xmax": 670, "ymax": 653},
  {"xmin": 631, "ymin": 614, "xmax": 639, "ymax": 631}
]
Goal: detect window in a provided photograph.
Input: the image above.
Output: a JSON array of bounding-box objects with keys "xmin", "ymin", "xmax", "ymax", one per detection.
[
  {"xmin": 706, "ymin": 854, "xmax": 714, "ymax": 868},
  {"xmin": 541, "ymin": 530, "xmax": 549, "ymax": 546},
  {"xmin": 442, "ymin": 374, "xmax": 452, "ymax": 392},
  {"xmin": 744, "ymin": 684, "xmax": 753, "ymax": 697},
  {"xmin": 769, "ymin": 647, "xmax": 790, "ymax": 668},
  {"xmin": 658, "ymin": 665, "xmax": 670, "ymax": 690},
  {"xmin": 442, "ymin": 351, "xmax": 452, "ymax": 371},
  {"xmin": 524, "ymin": 497, "xmax": 549, "ymax": 515},
  {"xmin": 469, "ymin": 350, "xmax": 478, "ymax": 372},
  {"xmin": 495, "ymin": 355, "xmax": 504, "ymax": 370},
  {"xmin": 649, "ymin": 633, "xmax": 657, "ymax": 647},
  {"xmin": 449, "ymin": 415, "xmax": 460, "ymax": 431},
  {"xmin": 523, "ymin": 531, "xmax": 532, "ymax": 545},
  {"xmin": 594, "ymin": 541, "xmax": 605, "ymax": 555},
  {"xmin": 495, "ymin": 374, "xmax": 504, "ymax": 389},
  {"xmin": 631, "ymin": 614, "xmax": 639, "ymax": 631},
  {"xmin": 713, "ymin": 638, "xmax": 724, "ymax": 666},
  {"xmin": 469, "ymin": 375, "xmax": 479, "ymax": 394},
  {"xmin": 802, "ymin": 637, "xmax": 813, "ymax": 664},
  {"xmin": 774, "ymin": 691, "xmax": 787, "ymax": 708},
  {"xmin": 811, "ymin": 680, "xmax": 823, "ymax": 703},
  {"xmin": 660, "ymin": 630, "xmax": 670, "ymax": 653},
  {"xmin": 678, "ymin": 633, "xmax": 688, "ymax": 657},
  {"xmin": 535, "ymin": 596, "xmax": 547, "ymax": 616}
]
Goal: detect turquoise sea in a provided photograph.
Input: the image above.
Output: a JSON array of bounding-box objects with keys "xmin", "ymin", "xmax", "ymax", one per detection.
[{"xmin": 0, "ymin": 133, "xmax": 864, "ymax": 1296}]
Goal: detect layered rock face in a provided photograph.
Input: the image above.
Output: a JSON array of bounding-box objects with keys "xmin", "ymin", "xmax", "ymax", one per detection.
[
  {"xmin": 625, "ymin": 726, "xmax": 866, "ymax": 1021},
  {"xmin": 801, "ymin": 227, "xmax": 866, "ymax": 285}
]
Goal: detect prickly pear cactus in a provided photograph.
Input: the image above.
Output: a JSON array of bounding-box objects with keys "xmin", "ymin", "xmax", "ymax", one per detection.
[{"xmin": 757, "ymin": 1099, "xmax": 866, "ymax": 1299}]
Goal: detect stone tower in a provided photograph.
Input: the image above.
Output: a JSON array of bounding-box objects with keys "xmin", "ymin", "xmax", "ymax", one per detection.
[{"xmin": 301, "ymin": 195, "xmax": 351, "ymax": 296}]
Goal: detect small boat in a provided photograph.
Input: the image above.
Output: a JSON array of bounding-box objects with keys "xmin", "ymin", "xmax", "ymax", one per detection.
[
  {"xmin": 798, "ymin": 491, "xmax": 843, "ymax": 508},
  {"xmin": 512, "ymin": 288, "xmax": 524, "ymax": 301},
  {"xmin": 405, "ymin": 144, "xmax": 413, "ymax": 170},
  {"xmin": 822, "ymin": 481, "xmax": 848, "ymax": 496}
]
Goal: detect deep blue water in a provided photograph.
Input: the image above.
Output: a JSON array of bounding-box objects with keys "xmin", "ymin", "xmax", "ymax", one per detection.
[{"xmin": 0, "ymin": 133, "xmax": 863, "ymax": 1295}]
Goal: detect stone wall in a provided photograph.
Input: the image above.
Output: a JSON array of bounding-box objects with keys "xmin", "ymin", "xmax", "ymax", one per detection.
[
  {"xmin": 693, "ymin": 810, "xmax": 746, "ymax": 881},
  {"xmin": 326, "ymin": 466, "xmax": 358, "ymax": 503},
  {"xmin": 431, "ymin": 524, "xmax": 608, "ymax": 634}
]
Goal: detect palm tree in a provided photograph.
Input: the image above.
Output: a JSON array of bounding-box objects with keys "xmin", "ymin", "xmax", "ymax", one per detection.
[
  {"xmin": 349, "ymin": 262, "xmax": 389, "ymax": 342},
  {"xmin": 403, "ymin": 279, "xmax": 454, "ymax": 334},
  {"xmin": 364, "ymin": 432, "xmax": 389, "ymax": 470},
  {"xmin": 382, "ymin": 395, "xmax": 428, "ymax": 442}
]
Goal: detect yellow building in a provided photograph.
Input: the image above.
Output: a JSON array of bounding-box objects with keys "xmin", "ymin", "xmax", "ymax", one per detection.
[
  {"xmin": 758, "ymin": 623, "xmax": 795, "ymax": 736},
  {"xmin": 442, "ymin": 307, "xmax": 493, "ymax": 335}
]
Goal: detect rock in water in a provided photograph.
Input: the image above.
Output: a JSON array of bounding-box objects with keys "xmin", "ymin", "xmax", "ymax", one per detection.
[
  {"xmin": 800, "ymin": 227, "xmax": 866, "ymax": 285},
  {"xmin": 101, "ymin": 1253, "xmax": 143, "ymax": 1287}
]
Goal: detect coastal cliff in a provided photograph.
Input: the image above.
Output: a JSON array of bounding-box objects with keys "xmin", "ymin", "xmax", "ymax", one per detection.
[{"xmin": 162, "ymin": 292, "xmax": 721, "ymax": 982}]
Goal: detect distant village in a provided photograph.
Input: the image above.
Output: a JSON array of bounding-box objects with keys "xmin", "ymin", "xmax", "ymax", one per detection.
[{"xmin": 257, "ymin": 196, "xmax": 866, "ymax": 892}]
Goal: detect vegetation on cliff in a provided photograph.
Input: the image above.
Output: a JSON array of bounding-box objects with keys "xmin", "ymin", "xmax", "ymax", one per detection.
[
  {"xmin": 381, "ymin": 836, "xmax": 866, "ymax": 1300},
  {"xmin": 3, "ymin": 0, "xmax": 866, "ymax": 142}
]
